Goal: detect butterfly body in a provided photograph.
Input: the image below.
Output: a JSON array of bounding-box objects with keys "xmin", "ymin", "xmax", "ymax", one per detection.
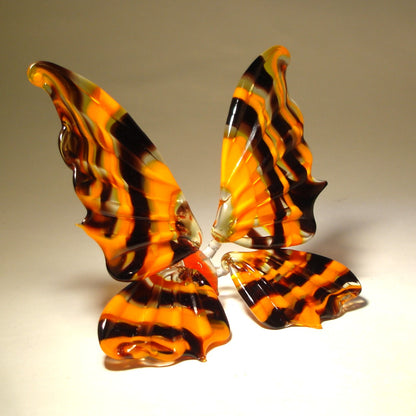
[{"xmin": 29, "ymin": 46, "xmax": 361, "ymax": 366}]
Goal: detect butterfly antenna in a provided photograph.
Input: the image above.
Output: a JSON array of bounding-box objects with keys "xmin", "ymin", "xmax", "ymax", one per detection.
[
  {"xmin": 215, "ymin": 265, "xmax": 229, "ymax": 277},
  {"xmin": 202, "ymin": 240, "xmax": 229, "ymax": 277},
  {"xmin": 202, "ymin": 239, "xmax": 221, "ymax": 259}
]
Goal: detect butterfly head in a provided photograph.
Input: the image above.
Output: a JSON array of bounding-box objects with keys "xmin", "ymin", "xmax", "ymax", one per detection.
[
  {"xmin": 174, "ymin": 196, "xmax": 202, "ymax": 249},
  {"xmin": 211, "ymin": 188, "xmax": 237, "ymax": 243}
]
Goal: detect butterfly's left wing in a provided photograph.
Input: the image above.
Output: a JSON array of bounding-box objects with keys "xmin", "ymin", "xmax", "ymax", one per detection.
[
  {"xmin": 28, "ymin": 62, "xmax": 228, "ymax": 365},
  {"xmin": 222, "ymin": 250, "xmax": 361, "ymax": 329},
  {"xmin": 28, "ymin": 62, "xmax": 202, "ymax": 281}
]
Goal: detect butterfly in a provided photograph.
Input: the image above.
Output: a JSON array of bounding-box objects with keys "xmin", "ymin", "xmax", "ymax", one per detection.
[{"xmin": 28, "ymin": 46, "xmax": 361, "ymax": 366}]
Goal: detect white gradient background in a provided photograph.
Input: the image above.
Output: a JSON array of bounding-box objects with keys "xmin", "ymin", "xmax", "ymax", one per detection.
[{"xmin": 1, "ymin": 1, "xmax": 415, "ymax": 415}]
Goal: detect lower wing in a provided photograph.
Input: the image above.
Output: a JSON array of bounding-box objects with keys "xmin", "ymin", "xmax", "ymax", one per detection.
[
  {"xmin": 99, "ymin": 251, "xmax": 231, "ymax": 365},
  {"xmin": 222, "ymin": 249, "xmax": 361, "ymax": 329}
]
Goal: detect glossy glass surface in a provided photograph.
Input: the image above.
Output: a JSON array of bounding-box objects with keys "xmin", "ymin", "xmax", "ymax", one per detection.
[
  {"xmin": 222, "ymin": 249, "xmax": 361, "ymax": 329},
  {"xmin": 212, "ymin": 46, "xmax": 326, "ymax": 248},
  {"xmin": 28, "ymin": 45, "xmax": 361, "ymax": 366}
]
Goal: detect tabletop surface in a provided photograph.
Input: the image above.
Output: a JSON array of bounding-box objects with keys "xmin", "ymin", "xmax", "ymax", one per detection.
[{"xmin": 1, "ymin": 1, "xmax": 415, "ymax": 415}]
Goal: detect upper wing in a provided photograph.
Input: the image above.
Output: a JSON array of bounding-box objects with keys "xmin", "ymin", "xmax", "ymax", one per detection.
[
  {"xmin": 212, "ymin": 46, "xmax": 327, "ymax": 249},
  {"xmin": 28, "ymin": 62, "xmax": 202, "ymax": 281}
]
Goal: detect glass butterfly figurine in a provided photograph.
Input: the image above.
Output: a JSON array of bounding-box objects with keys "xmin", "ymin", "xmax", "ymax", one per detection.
[{"xmin": 28, "ymin": 46, "xmax": 361, "ymax": 366}]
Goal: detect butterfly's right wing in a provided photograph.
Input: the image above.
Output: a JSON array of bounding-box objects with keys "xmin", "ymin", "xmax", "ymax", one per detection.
[
  {"xmin": 28, "ymin": 62, "xmax": 202, "ymax": 281},
  {"xmin": 213, "ymin": 46, "xmax": 361, "ymax": 329}
]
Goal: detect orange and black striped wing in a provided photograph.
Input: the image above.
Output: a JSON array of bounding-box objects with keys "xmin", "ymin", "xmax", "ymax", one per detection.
[
  {"xmin": 222, "ymin": 249, "xmax": 361, "ymax": 329},
  {"xmin": 212, "ymin": 46, "xmax": 326, "ymax": 248},
  {"xmin": 28, "ymin": 62, "xmax": 202, "ymax": 281},
  {"xmin": 98, "ymin": 252, "xmax": 231, "ymax": 364}
]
